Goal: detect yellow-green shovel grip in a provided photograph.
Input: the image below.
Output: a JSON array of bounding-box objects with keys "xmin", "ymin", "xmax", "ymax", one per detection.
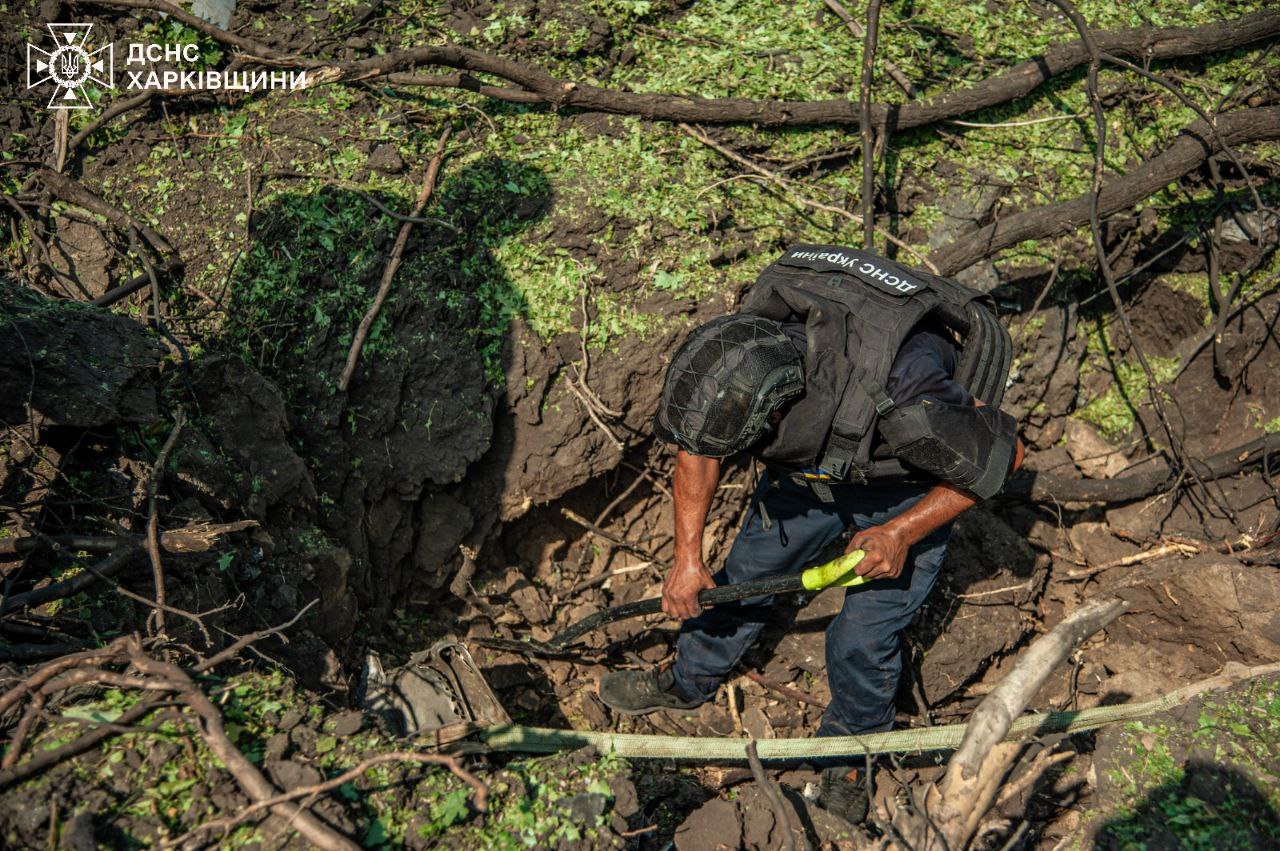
[{"xmin": 800, "ymin": 550, "xmax": 868, "ymax": 591}]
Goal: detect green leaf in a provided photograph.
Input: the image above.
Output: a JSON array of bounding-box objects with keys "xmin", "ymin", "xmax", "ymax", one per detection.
[
  {"xmin": 433, "ymin": 787, "xmax": 471, "ymax": 829},
  {"xmin": 315, "ymin": 735, "xmax": 338, "ymax": 754},
  {"xmin": 216, "ymin": 552, "xmax": 234, "ymax": 572},
  {"xmin": 363, "ymin": 818, "xmax": 389, "ymax": 846}
]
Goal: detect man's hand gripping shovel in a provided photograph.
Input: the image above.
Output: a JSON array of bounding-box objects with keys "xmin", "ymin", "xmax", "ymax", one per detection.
[{"xmin": 479, "ymin": 549, "xmax": 869, "ymax": 657}]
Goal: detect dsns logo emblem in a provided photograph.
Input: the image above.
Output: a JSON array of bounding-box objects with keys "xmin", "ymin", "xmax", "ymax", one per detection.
[{"xmin": 27, "ymin": 23, "xmax": 115, "ymax": 109}]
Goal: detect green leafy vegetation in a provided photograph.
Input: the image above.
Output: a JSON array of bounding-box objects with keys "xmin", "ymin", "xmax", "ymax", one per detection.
[{"xmin": 1095, "ymin": 678, "xmax": 1280, "ymax": 849}]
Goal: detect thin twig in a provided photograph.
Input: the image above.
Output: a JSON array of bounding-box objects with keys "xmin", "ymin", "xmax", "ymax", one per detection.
[
  {"xmin": 559, "ymin": 508, "xmax": 665, "ymax": 567},
  {"xmin": 745, "ymin": 739, "xmax": 805, "ymax": 851},
  {"xmin": 859, "ymin": 0, "xmax": 884, "ymax": 249},
  {"xmin": 679, "ymin": 123, "xmax": 940, "ymax": 272},
  {"xmin": 823, "ymin": 0, "xmax": 915, "ymax": 96},
  {"xmin": 193, "ymin": 599, "xmax": 317, "ymax": 672},
  {"xmin": 1065, "ymin": 540, "xmax": 1201, "ymax": 580},
  {"xmin": 338, "ymin": 127, "xmax": 452, "ymax": 391},
  {"xmin": 143, "ymin": 412, "xmax": 185, "ymax": 637},
  {"xmin": 949, "ymin": 113, "xmax": 1087, "ymax": 129},
  {"xmin": 741, "ymin": 669, "xmax": 829, "ymax": 710}
]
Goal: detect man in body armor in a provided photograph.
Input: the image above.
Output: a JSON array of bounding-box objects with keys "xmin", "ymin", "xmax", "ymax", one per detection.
[{"xmin": 598, "ymin": 245, "xmax": 1025, "ymax": 824}]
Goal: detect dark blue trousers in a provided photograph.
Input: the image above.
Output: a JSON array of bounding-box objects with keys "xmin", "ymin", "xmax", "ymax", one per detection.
[{"xmin": 671, "ymin": 474, "xmax": 950, "ymax": 737}]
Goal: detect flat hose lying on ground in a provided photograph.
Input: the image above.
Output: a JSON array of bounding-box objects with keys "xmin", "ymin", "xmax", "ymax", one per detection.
[
  {"xmin": 479, "ymin": 551, "xmax": 869, "ymax": 655},
  {"xmin": 478, "ymin": 662, "xmax": 1280, "ymax": 761}
]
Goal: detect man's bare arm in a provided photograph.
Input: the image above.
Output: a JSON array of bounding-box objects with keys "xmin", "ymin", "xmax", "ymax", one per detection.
[
  {"xmin": 663, "ymin": 450, "xmax": 720, "ymax": 620},
  {"xmin": 849, "ymin": 434, "xmax": 1025, "ymax": 580}
]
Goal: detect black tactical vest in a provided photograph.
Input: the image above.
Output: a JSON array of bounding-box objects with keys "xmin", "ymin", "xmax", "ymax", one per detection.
[{"xmin": 740, "ymin": 244, "xmax": 1011, "ymax": 483}]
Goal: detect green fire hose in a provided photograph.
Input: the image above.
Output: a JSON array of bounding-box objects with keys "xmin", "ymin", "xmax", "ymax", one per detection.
[
  {"xmin": 475, "ymin": 683, "xmax": 1216, "ymax": 761},
  {"xmin": 480, "ymin": 550, "xmax": 868, "ymax": 656}
]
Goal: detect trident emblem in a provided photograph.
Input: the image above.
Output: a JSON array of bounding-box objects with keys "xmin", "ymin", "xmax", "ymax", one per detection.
[{"xmin": 26, "ymin": 23, "xmax": 114, "ymax": 109}]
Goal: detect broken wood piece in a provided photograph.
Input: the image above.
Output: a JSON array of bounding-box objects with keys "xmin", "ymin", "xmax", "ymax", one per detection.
[
  {"xmin": 893, "ymin": 597, "xmax": 1127, "ymax": 850},
  {"xmin": 0, "ymin": 521, "xmax": 257, "ymax": 556},
  {"xmin": 1066, "ymin": 540, "xmax": 1201, "ymax": 580}
]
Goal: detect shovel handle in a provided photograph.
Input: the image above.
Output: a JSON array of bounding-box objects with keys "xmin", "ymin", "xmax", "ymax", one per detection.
[{"xmin": 546, "ymin": 551, "xmax": 870, "ymax": 650}]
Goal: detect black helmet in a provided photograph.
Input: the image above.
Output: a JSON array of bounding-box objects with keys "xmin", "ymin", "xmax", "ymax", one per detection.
[{"xmin": 655, "ymin": 315, "xmax": 804, "ymax": 457}]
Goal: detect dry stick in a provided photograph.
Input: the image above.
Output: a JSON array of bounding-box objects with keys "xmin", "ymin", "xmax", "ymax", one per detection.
[
  {"xmin": 126, "ymin": 649, "xmax": 361, "ymax": 851},
  {"xmin": 824, "ymin": 0, "xmax": 915, "ymax": 97},
  {"xmin": 1098, "ymin": 50, "xmax": 1267, "ymax": 219},
  {"xmin": 193, "ymin": 599, "xmax": 317, "ymax": 672},
  {"xmin": 929, "ymin": 105, "xmax": 1280, "ymax": 275},
  {"xmin": 949, "ymin": 113, "xmax": 1087, "ymax": 129},
  {"xmin": 679, "ymin": 123, "xmax": 940, "ymax": 273},
  {"xmin": 78, "ymin": 559, "xmax": 224, "ymax": 646},
  {"xmin": 745, "ymin": 739, "xmax": 805, "ymax": 851},
  {"xmin": 1065, "ymin": 540, "xmax": 1201, "ymax": 580},
  {"xmin": 741, "ymin": 669, "xmax": 829, "ymax": 710},
  {"xmin": 166, "ymin": 751, "xmax": 487, "ymax": 848},
  {"xmin": 66, "ymin": 90, "xmax": 156, "ymax": 155},
  {"xmin": 859, "ymin": 0, "xmax": 884, "ymax": 250},
  {"xmin": 92, "ymin": 1, "xmax": 1279, "ymax": 131},
  {"xmin": 337, "ymin": 127, "xmax": 451, "ymax": 392},
  {"xmin": 560, "ymin": 508, "xmax": 666, "ymax": 567},
  {"xmin": 143, "ymin": 412, "xmax": 185, "ymax": 638}
]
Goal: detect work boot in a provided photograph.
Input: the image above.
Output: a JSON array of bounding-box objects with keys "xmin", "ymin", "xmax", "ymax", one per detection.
[
  {"xmin": 816, "ymin": 765, "xmax": 871, "ymax": 825},
  {"xmin": 598, "ymin": 665, "xmax": 703, "ymax": 715}
]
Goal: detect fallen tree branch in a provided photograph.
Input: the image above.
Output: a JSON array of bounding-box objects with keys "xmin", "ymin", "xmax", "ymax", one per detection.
[
  {"xmin": 143, "ymin": 411, "xmax": 184, "ymax": 637},
  {"xmin": 896, "ymin": 597, "xmax": 1127, "ymax": 850},
  {"xmin": 87, "ymin": 1, "xmax": 1280, "ymax": 131},
  {"xmin": 929, "ymin": 106, "xmax": 1280, "ymax": 274},
  {"xmin": 33, "ymin": 168, "xmax": 173, "ymax": 256},
  {"xmin": 66, "ymin": 90, "xmax": 155, "ymax": 155},
  {"xmin": 679, "ymin": 122, "xmax": 940, "ymax": 272},
  {"xmin": 1003, "ymin": 434, "xmax": 1280, "ymax": 504},
  {"xmin": 337, "ymin": 127, "xmax": 451, "ymax": 392}
]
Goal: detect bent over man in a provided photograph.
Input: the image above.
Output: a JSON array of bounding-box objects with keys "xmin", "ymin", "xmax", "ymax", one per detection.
[{"xmin": 598, "ymin": 244, "xmax": 1024, "ymax": 824}]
